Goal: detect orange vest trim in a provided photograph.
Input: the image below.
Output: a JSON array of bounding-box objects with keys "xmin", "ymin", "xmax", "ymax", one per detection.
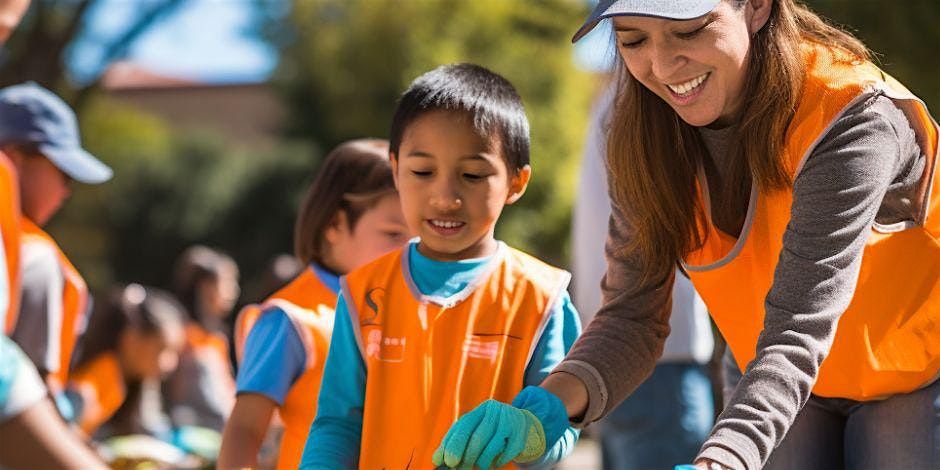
[
  {"xmin": 19, "ymin": 218, "xmax": 91, "ymax": 392},
  {"xmin": 68, "ymin": 352, "xmax": 126, "ymax": 435},
  {"xmin": 682, "ymin": 43, "xmax": 940, "ymax": 401},
  {"xmin": 234, "ymin": 267, "xmax": 336, "ymax": 470},
  {"xmin": 0, "ymin": 153, "xmax": 21, "ymax": 334},
  {"xmin": 343, "ymin": 243, "xmax": 570, "ymax": 469}
]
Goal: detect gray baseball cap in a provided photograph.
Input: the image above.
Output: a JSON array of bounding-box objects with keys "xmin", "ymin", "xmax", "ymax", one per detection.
[
  {"xmin": 0, "ymin": 82, "xmax": 112, "ymax": 184},
  {"xmin": 573, "ymin": 0, "xmax": 721, "ymax": 43}
]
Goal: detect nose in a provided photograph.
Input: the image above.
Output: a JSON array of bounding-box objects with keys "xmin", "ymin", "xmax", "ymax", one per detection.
[
  {"xmin": 429, "ymin": 176, "xmax": 462, "ymax": 212},
  {"xmin": 649, "ymin": 38, "xmax": 687, "ymax": 82}
]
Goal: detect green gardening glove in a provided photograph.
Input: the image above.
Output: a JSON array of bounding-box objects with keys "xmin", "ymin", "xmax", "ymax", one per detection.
[{"xmin": 432, "ymin": 387, "xmax": 568, "ymax": 469}]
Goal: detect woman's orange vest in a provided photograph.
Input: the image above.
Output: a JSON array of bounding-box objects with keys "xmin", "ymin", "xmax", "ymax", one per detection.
[
  {"xmin": 342, "ymin": 244, "xmax": 570, "ymax": 469},
  {"xmin": 234, "ymin": 267, "xmax": 336, "ymax": 470},
  {"xmin": 0, "ymin": 154, "xmax": 20, "ymax": 334},
  {"xmin": 68, "ymin": 352, "xmax": 126, "ymax": 435},
  {"xmin": 20, "ymin": 218, "xmax": 90, "ymax": 393},
  {"xmin": 683, "ymin": 44, "xmax": 940, "ymax": 401}
]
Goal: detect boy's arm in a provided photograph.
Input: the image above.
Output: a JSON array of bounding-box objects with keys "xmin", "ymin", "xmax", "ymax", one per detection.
[
  {"xmin": 218, "ymin": 394, "xmax": 277, "ymax": 469},
  {"xmin": 300, "ymin": 293, "xmax": 366, "ymax": 469},
  {"xmin": 519, "ymin": 290, "xmax": 582, "ymax": 468}
]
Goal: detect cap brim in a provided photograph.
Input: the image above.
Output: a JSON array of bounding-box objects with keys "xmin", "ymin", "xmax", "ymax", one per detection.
[
  {"xmin": 39, "ymin": 144, "xmax": 113, "ymax": 184},
  {"xmin": 572, "ymin": 0, "xmax": 721, "ymax": 43}
]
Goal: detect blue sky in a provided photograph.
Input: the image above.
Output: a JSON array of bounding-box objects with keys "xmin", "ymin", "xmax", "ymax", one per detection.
[{"xmin": 68, "ymin": 0, "xmax": 610, "ymax": 85}]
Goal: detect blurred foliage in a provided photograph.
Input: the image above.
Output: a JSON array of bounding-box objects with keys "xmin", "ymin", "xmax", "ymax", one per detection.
[
  {"xmin": 48, "ymin": 96, "xmax": 317, "ymax": 294},
  {"xmin": 269, "ymin": 0, "xmax": 594, "ymax": 266},
  {"xmin": 809, "ymin": 1, "xmax": 940, "ymax": 109}
]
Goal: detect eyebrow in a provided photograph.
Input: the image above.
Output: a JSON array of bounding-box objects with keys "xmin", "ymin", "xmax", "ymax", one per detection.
[{"xmin": 405, "ymin": 150, "xmax": 493, "ymax": 162}]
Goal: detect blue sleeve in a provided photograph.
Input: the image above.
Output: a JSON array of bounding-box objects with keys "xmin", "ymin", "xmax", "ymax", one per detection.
[
  {"xmin": 300, "ymin": 293, "xmax": 366, "ymax": 469},
  {"xmin": 520, "ymin": 290, "xmax": 582, "ymax": 469},
  {"xmin": 235, "ymin": 308, "xmax": 307, "ymax": 405}
]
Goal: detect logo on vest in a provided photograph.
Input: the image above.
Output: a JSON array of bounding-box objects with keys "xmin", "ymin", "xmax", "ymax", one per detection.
[
  {"xmin": 463, "ymin": 337, "xmax": 500, "ymax": 363},
  {"xmin": 365, "ymin": 329, "xmax": 406, "ymax": 362}
]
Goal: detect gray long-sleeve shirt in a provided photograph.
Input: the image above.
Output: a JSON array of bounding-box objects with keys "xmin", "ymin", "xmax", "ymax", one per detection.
[{"xmin": 553, "ymin": 92, "xmax": 926, "ymax": 470}]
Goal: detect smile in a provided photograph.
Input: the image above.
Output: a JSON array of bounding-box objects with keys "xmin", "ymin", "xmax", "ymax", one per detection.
[
  {"xmin": 426, "ymin": 219, "xmax": 466, "ymax": 236},
  {"xmin": 666, "ymin": 72, "xmax": 709, "ymax": 97}
]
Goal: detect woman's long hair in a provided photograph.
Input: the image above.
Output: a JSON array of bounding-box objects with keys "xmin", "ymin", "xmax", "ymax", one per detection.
[{"xmin": 606, "ymin": 0, "xmax": 869, "ymax": 288}]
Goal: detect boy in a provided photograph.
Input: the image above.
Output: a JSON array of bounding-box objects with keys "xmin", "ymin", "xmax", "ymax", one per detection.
[
  {"xmin": 300, "ymin": 63, "xmax": 581, "ymax": 469},
  {"xmin": 1, "ymin": 82, "xmax": 112, "ymax": 413}
]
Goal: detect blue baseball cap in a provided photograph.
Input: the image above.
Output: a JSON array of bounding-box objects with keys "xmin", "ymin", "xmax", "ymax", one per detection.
[
  {"xmin": 573, "ymin": 0, "xmax": 721, "ymax": 43},
  {"xmin": 0, "ymin": 82, "xmax": 112, "ymax": 184}
]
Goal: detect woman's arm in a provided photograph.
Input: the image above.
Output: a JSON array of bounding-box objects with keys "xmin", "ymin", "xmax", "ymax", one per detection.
[
  {"xmin": 550, "ymin": 191, "xmax": 674, "ymax": 425},
  {"xmin": 697, "ymin": 95, "xmax": 923, "ymax": 470}
]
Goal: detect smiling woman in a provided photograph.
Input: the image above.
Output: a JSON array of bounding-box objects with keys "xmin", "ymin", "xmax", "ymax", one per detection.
[{"xmin": 526, "ymin": 1, "xmax": 940, "ymax": 470}]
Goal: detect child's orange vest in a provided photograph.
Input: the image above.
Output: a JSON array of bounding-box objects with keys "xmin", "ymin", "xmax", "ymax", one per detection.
[
  {"xmin": 234, "ymin": 267, "xmax": 336, "ymax": 470},
  {"xmin": 683, "ymin": 43, "xmax": 940, "ymax": 401},
  {"xmin": 68, "ymin": 352, "xmax": 126, "ymax": 435},
  {"xmin": 0, "ymin": 153, "xmax": 20, "ymax": 334},
  {"xmin": 342, "ymin": 244, "xmax": 570, "ymax": 469},
  {"xmin": 20, "ymin": 218, "xmax": 90, "ymax": 393}
]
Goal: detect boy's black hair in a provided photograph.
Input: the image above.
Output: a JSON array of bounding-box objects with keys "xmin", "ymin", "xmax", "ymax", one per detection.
[{"xmin": 389, "ymin": 63, "xmax": 530, "ymax": 172}]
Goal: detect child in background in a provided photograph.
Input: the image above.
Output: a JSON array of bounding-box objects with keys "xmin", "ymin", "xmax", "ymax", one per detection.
[
  {"xmin": 219, "ymin": 139, "xmax": 410, "ymax": 470},
  {"xmin": 66, "ymin": 284, "xmax": 185, "ymax": 437},
  {"xmin": 301, "ymin": 64, "xmax": 581, "ymax": 469},
  {"xmin": 163, "ymin": 246, "xmax": 239, "ymax": 433}
]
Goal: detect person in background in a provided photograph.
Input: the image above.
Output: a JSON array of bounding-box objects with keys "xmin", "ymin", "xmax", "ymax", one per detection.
[
  {"xmin": 66, "ymin": 284, "xmax": 185, "ymax": 438},
  {"xmin": 0, "ymin": 0, "xmax": 34, "ymax": 336},
  {"xmin": 0, "ymin": 82, "xmax": 113, "ymax": 420},
  {"xmin": 163, "ymin": 245, "xmax": 239, "ymax": 432},
  {"xmin": 572, "ymin": 83, "xmax": 714, "ymax": 469},
  {"xmin": 219, "ymin": 138, "xmax": 411, "ymax": 470}
]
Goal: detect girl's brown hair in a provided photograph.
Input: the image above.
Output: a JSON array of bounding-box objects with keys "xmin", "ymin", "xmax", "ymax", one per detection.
[
  {"xmin": 606, "ymin": 0, "xmax": 869, "ymax": 288},
  {"xmin": 294, "ymin": 139, "xmax": 397, "ymax": 267}
]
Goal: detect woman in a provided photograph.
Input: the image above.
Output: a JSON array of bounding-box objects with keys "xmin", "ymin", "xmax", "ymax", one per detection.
[{"xmin": 435, "ymin": 1, "xmax": 938, "ymax": 469}]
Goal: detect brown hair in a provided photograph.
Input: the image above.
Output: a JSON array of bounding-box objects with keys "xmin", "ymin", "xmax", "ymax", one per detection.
[
  {"xmin": 606, "ymin": 0, "xmax": 869, "ymax": 288},
  {"xmin": 171, "ymin": 245, "xmax": 239, "ymax": 326},
  {"xmin": 294, "ymin": 138, "xmax": 397, "ymax": 266}
]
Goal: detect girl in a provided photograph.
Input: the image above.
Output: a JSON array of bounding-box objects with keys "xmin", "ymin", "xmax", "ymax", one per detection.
[
  {"xmin": 218, "ymin": 138, "xmax": 410, "ymax": 470},
  {"xmin": 163, "ymin": 245, "xmax": 240, "ymax": 432},
  {"xmin": 445, "ymin": 1, "xmax": 939, "ymax": 469},
  {"xmin": 67, "ymin": 284, "xmax": 185, "ymax": 438}
]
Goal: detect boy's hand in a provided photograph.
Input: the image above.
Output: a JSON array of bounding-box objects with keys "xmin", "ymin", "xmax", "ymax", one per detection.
[{"xmin": 432, "ymin": 386, "xmax": 568, "ymax": 469}]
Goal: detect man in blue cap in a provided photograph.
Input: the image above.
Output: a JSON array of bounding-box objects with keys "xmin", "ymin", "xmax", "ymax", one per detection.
[{"xmin": 2, "ymin": 82, "xmax": 112, "ymax": 418}]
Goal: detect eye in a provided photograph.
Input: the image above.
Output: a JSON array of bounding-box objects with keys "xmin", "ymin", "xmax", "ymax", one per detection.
[
  {"xmin": 462, "ymin": 173, "xmax": 485, "ymax": 181},
  {"xmin": 619, "ymin": 38, "xmax": 645, "ymax": 49},
  {"xmin": 676, "ymin": 21, "xmax": 709, "ymax": 39},
  {"xmin": 411, "ymin": 170, "xmax": 432, "ymax": 177}
]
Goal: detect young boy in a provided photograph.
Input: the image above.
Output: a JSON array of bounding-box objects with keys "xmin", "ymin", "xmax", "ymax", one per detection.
[
  {"xmin": 0, "ymin": 82, "xmax": 113, "ymax": 415},
  {"xmin": 300, "ymin": 63, "xmax": 581, "ymax": 469}
]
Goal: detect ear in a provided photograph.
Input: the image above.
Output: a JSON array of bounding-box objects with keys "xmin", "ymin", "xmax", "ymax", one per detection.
[
  {"xmin": 505, "ymin": 165, "xmax": 531, "ymax": 205},
  {"xmin": 390, "ymin": 153, "xmax": 400, "ymax": 190},
  {"xmin": 323, "ymin": 209, "xmax": 350, "ymax": 245},
  {"xmin": 746, "ymin": 0, "xmax": 772, "ymax": 35}
]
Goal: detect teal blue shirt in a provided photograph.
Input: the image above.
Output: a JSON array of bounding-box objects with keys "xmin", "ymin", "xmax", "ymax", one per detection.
[{"xmin": 301, "ymin": 241, "xmax": 581, "ymax": 468}]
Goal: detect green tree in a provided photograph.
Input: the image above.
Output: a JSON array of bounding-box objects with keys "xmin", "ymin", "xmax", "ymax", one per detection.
[{"xmin": 270, "ymin": 0, "xmax": 594, "ymax": 265}]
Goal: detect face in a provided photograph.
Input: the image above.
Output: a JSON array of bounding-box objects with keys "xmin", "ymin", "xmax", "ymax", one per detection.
[
  {"xmin": 13, "ymin": 152, "xmax": 71, "ymax": 226},
  {"xmin": 325, "ymin": 193, "xmax": 411, "ymax": 273},
  {"xmin": 120, "ymin": 327, "xmax": 184, "ymax": 380},
  {"xmin": 0, "ymin": 0, "xmax": 29, "ymax": 44},
  {"xmin": 613, "ymin": 0, "xmax": 771, "ymax": 127},
  {"xmin": 198, "ymin": 264, "xmax": 240, "ymax": 319},
  {"xmin": 392, "ymin": 110, "xmax": 530, "ymax": 261}
]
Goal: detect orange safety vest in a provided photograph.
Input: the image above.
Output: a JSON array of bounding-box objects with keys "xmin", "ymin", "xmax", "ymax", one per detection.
[
  {"xmin": 683, "ymin": 43, "xmax": 940, "ymax": 401},
  {"xmin": 234, "ymin": 267, "xmax": 336, "ymax": 470},
  {"xmin": 0, "ymin": 153, "xmax": 20, "ymax": 334},
  {"xmin": 68, "ymin": 352, "xmax": 126, "ymax": 435},
  {"xmin": 20, "ymin": 218, "xmax": 91, "ymax": 393},
  {"xmin": 343, "ymin": 244, "xmax": 570, "ymax": 469}
]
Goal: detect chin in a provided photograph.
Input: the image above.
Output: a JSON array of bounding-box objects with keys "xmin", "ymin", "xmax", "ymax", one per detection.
[{"xmin": 676, "ymin": 110, "xmax": 722, "ymax": 128}]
